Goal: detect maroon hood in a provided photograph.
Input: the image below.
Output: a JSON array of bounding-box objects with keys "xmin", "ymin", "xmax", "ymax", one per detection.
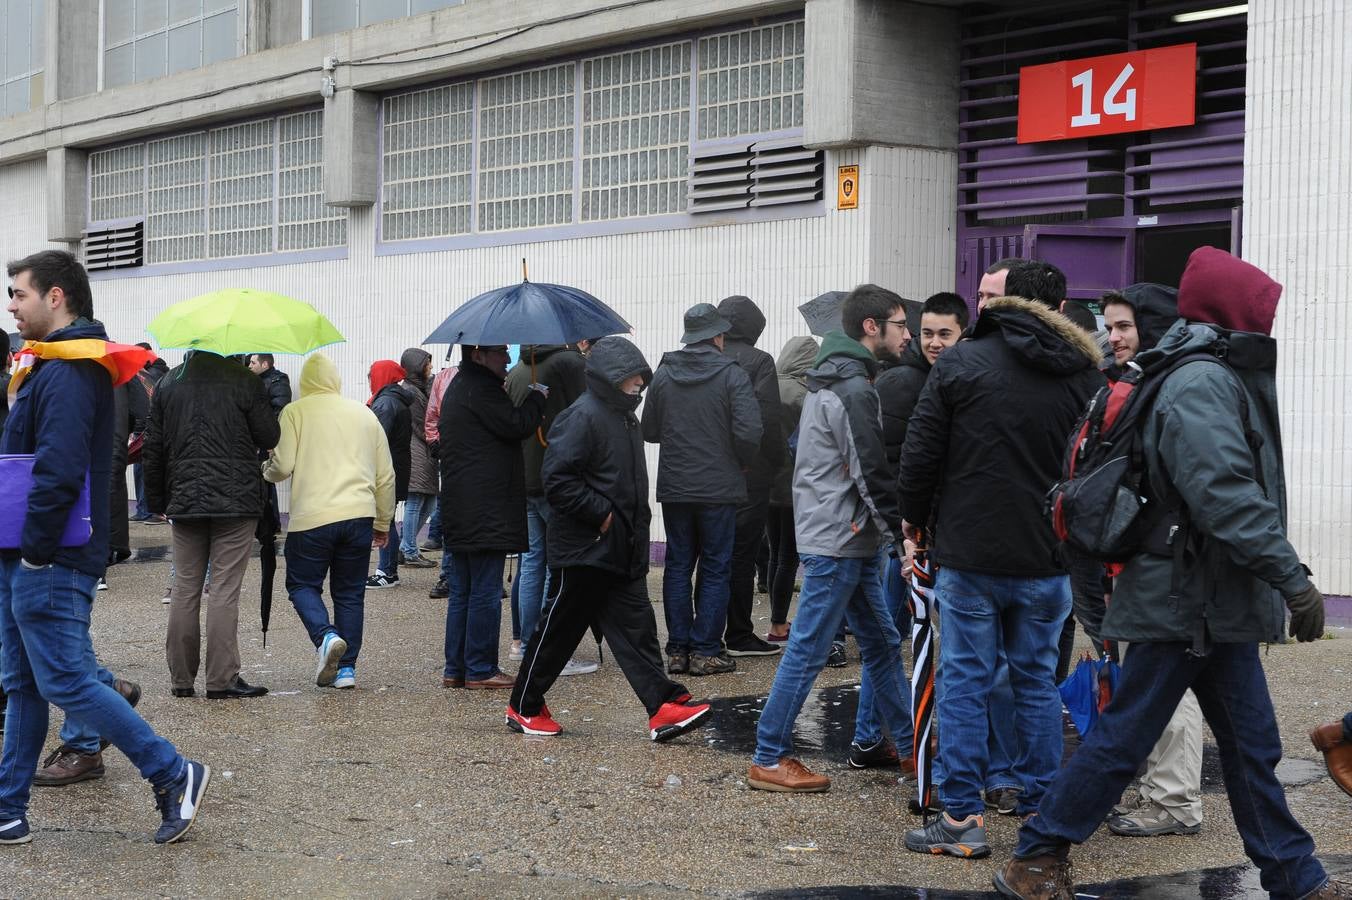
[{"xmin": 1178, "ymin": 246, "xmax": 1283, "ymax": 336}]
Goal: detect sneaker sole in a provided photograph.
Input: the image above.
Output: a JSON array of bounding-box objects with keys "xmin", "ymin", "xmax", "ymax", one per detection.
[
  {"xmin": 315, "ymin": 637, "xmax": 348, "ymax": 686},
  {"xmin": 162, "ymin": 764, "xmax": 211, "ymax": 845},
  {"xmin": 1106, "ymin": 816, "xmax": 1201, "ymax": 837},
  {"xmin": 650, "ymin": 706, "xmax": 710, "ymax": 743},
  {"xmin": 367, "ymin": 582, "xmax": 399, "ymax": 590},
  {"xmin": 847, "ymin": 756, "xmax": 898, "ymax": 770},
  {"xmin": 747, "ymin": 776, "xmax": 830, "ymax": 793},
  {"xmin": 505, "ymin": 716, "xmax": 561, "ymax": 737},
  {"xmin": 992, "ymin": 870, "xmax": 1026, "ymax": 899},
  {"xmin": 0, "ymin": 830, "xmax": 31, "ymax": 845},
  {"xmin": 559, "ymin": 663, "xmax": 599, "ymax": 676},
  {"xmin": 33, "ymin": 767, "xmax": 106, "ymax": 787},
  {"xmin": 725, "ymin": 646, "xmax": 783, "ymax": 657},
  {"xmin": 903, "ymin": 835, "xmax": 991, "ymax": 858}
]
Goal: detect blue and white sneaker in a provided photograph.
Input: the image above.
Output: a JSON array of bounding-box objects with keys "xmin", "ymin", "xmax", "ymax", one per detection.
[
  {"xmin": 333, "ymin": 667, "xmax": 356, "ymax": 690},
  {"xmin": 0, "ymin": 816, "xmax": 31, "ymax": 845},
  {"xmin": 154, "ymin": 760, "xmax": 210, "ymax": 844},
  {"xmin": 315, "ymin": 632, "xmax": 348, "ymax": 687}
]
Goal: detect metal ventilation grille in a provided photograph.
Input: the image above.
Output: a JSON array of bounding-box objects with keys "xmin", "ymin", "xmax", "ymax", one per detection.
[
  {"xmin": 688, "ymin": 140, "xmax": 821, "ymax": 214},
  {"xmin": 83, "ymin": 221, "xmax": 144, "ymax": 271}
]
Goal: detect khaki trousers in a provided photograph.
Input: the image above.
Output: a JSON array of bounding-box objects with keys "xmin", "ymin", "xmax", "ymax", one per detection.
[
  {"xmin": 1124, "ymin": 642, "xmax": 1204, "ymax": 825},
  {"xmin": 166, "ymin": 517, "xmax": 257, "ymax": 692}
]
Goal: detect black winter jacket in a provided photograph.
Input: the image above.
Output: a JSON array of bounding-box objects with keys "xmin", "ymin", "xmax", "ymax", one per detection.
[
  {"xmin": 370, "ymin": 383, "xmax": 413, "ymax": 502},
  {"xmin": 716, "ymin": 296, "xmax": 784, "ymax": 495},
  {"xmin": 542, "ymin": 338, "xmax": 654, "ymax": 579},
  {"xmin": 145, "ymin": 351, "xmax": 281, "ymax": 520},
  {"xmin": 641, "ymin": 343, "xmax": 761, "ymax": 505},
  {"xmin": 875, "ymin": 340, "xmax": 930, "ymax": 471},
  {"xmin": 439, "ymin": 359, "xmax": 545, "ymax": 553},
  {"xmin": 259, "ymin": 366, "xmax": 292, "ymax": 417},
  {"xmin": 505, "ymin": 345, "xmax": 587, "ymax": 496},
  {"xmin": 900, "ymin": 298, "xmax": 1102, "ymax": 576}
]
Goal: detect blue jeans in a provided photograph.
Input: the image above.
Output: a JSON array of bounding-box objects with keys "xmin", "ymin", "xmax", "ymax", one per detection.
[
  {"xmin": 132, "ymin": 463, "xmax": 149, "ymax": 518},
  {"xmin": 0, "ymin": 560, "xmax": 183, "ymax": 818},
  {"xmin": 753, "ymin": 553, "xmax": 913, "ymax": 767},
  {"xmin": 426, "ymin": 498, "xmax": 442, "ymax": 545},
  {"xmin": 854, "ymin": 549, "xmax": 914, "ymax": 747},
  {"xmin": 517, "ymin": 496, "xmax": 551, "ymax": 646},
  {"xmin": 1018, "ymin": 641, "xmax": 1328, "ymax": 899},
  {"xmin": 399, "ymin": 492, "xmax": 435, "ymax": 558},
  {"xmin": 59, "ymin": 665, "xmax": 118, "ymax": 755},
  {"xmin": 661, "ymin": 502, "xmax": 736, "ymax": 657},
  {"xmin": 286, "ymin": 518, "xmax": 373, "ymax": 669},
  {"xmin": 377, "ymin": 515, "xmax": 401, "ymax": 576},
  {"xmin": 443, "ymin": 552, "xmax": 506, "ymax": 682},
  {"xmin": 934, "ymin": 567, "xmax": 1070, "ymax": 818}
]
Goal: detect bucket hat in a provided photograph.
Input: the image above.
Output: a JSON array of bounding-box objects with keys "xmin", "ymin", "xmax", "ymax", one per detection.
[{"xmin": 680, "ymin": 303, "xmax": 732, "ymax": 345}]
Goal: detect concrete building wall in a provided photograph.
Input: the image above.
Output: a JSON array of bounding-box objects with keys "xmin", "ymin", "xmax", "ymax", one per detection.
[
  {"xmin": 1246, "ymin": 0, "xmax": 1352, "ymax": 592},
  {"xmin": 0, "ymin": 159, "xmax": 61, "ymax": 264}
]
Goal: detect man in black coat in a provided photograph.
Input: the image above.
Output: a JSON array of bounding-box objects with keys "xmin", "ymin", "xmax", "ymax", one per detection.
[
  {"xmin": 367, "ymin": 360, "xmax": 412, "ymax": 588},
  {"xmin": 876, "ymin": 292, "xmax": 968, "ymax": 467},
  {"xmin": 506, "ymin": 337, "xmax": 711, "ymax": 742},
  {"xmin": 131, "ymin": 346, "xmax": 168, "ymax": 521},
  {"xmin": 145, "ymin": 351, "xmax": 280, "ymax": 700},
  {"xmin": 247, "ymin": 354, "xmax": 292, "ymax": 416},
  {"xmin": 900, "ymin": 261, "xmax": 1102, "ymax": 858},
  {"xmin": 714, "ymin": 296, "xmax": 784, "ymax": 657},
  {"xmin": 439, "ymin": 344, "xmax": 546, "ymax": 690}
]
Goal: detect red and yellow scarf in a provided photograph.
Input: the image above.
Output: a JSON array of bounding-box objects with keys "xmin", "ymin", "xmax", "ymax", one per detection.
[{"xmin": 8, "ymin": 339, "xmax": 156, "ymax": 408}]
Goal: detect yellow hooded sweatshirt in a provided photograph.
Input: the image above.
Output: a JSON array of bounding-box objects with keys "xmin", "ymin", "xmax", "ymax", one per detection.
[{"xmin": 263, "ymin": 353, "xmax": 396, "ymax": 533}]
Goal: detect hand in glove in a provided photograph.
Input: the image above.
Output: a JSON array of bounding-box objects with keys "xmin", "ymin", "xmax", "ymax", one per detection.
[{"xmin": 1284, "ymin": 583, "xmax": 1325, "ymax": 643}]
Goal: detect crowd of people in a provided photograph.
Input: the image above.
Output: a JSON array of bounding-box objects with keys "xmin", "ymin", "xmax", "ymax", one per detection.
[{"xmin": 0, "ymin": 247, "xmax": 1349, "ymax": 899}]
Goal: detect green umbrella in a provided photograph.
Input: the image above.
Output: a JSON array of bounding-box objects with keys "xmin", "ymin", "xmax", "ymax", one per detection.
[{"xmin": 147, "ymin": 289, "xmax": 344, "ymax": 356}]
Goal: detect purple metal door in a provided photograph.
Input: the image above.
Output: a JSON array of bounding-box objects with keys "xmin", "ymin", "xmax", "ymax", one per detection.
[{"xmin": 1023, "ymin": 224, "xmax": 1134, "ymax": 301}]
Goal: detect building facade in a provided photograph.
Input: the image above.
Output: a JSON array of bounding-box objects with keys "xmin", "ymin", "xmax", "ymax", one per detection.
[{"xmin": 1, "ymin": 0, "xmax": 1348, "ymax": 591}]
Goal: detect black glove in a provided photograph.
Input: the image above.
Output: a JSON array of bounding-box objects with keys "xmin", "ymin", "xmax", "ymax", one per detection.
[{"xmin": 1284, "ymin": 583, "xmax": 1325, "ymax": 643}]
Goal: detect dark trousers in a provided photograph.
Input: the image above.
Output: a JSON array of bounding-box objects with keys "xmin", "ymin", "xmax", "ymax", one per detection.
[
  {"xmin": 512, "ymin": 567, "xmax": 687, "ymax": 718},
  {"xmin": 284, "ymin": 518, "xmax": 373, "ymax": 668},
  {"xmin": 109, "ymin": 462, "xmax": 130, "ymax": 557},
  {"xmin": 765, "ymin": 504, "xmax": 797, "ymax": 625},
  {"xmin": 662, "ymin": 502, "xmax": 736, "ymax": 657},
  {"xmin": 1017, "ymin": 641, "xmax": 1328, "ymax": 899},
  {"xmin": 723, "ymin": 488, "xmax": 771, "ymax": 648}
]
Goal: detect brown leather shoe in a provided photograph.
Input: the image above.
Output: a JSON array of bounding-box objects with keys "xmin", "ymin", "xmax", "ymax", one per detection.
[
  {"xmin": 1310, "ymin": 722, "xmax": 1352, "ymax": 797},
  {"xmin": 1307, "ymin": 881, "xmax": 1352, "ymax": 899},
  {"xmin": 33, "ymin": 746, "xmax": 105, "ymax": 787},
  {"xmin": 993, "ymin": 851, "xmax": 1074, "ymax": 899},
  {"xmin": 747, "ymin": 756, "xmax": 830, "ymax": 793},
  {"xmin": 465, "ymin": 672, "xmax": 515, "ymax": 690},
  {"xmin": 442, "ymin": 677, "xmax": 465, "ymax": 688}
]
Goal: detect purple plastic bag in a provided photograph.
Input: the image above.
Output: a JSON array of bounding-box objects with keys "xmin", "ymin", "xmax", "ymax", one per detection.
[{"xmin": 0, "ymin": 455, "xmax": 93, "ymax": 549}]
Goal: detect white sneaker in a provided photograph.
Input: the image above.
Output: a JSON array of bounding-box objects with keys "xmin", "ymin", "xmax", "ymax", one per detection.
[
  {"xmin": 509, "ymin": 643, "xmax": 525, "ymax": 662},
  {"xmin": 316, "ymin": 632, "xmax": 348, "ymax": 686},
  {"xmin": 560, "ymin": 658, "xmax": 599, "ymax": 677},
  {"xmin": 333, "ymin": 666, "xmax": 356, "ymax": 690},
  {"xmin": 161, "ymin": 595, "xmax": 171, "ymax": 605},
  {"xmin": 96, "ymin": 578, "xmax": 108, "ymax": 591}
]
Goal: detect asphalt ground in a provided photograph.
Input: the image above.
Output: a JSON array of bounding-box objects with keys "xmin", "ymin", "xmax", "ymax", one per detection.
[{"xmin": 1, "ymin": 522, "xmax": 1348, "ymax": 898}]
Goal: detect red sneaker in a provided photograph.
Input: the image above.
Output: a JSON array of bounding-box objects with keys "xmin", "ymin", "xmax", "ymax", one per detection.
[
  {"xmin": 649, "ymin": 700, "xmax": 711, "ymax": 743},
  {"xmin": 672, "ymin": 692, "xmax": 691, "ymax": 704},
  {"xmin": 505, "ymin": 704, "xmax": 562, "ymax": 736}
]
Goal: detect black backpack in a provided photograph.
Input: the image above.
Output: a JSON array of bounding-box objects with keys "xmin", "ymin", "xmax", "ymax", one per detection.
[{"xmin": 1046, "ymin": 347, "xmax": 1258, "ymax": 562}]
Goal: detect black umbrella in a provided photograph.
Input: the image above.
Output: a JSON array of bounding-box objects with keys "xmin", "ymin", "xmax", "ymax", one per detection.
[
  {"xmin": 257, "ymin": 483, "xmax": 281, "ymax": 647},
  {"xmin": 798, "ymin": 291, "xmax": 848, "ymax": 337}
]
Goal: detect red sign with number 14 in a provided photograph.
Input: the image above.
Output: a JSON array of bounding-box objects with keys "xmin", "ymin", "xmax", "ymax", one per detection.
[{"xmin": 1017, "ymin": 44, "xmax": 1197, "ymax": 144}]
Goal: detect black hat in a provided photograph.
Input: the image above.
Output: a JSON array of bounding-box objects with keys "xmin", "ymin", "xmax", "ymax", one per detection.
[{"xmin": 680, "ymin": 303, "xmax": 732, "ymax": 345}]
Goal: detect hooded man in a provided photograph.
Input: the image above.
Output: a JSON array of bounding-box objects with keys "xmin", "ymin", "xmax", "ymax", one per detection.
[
  {"xmin": 396, "ymin": 348, "xmax": 438, "ymax": 569},
  {"xmin": 505, "ymin": 337, "xmax": 711, "ymax": 742},
  {"xmin": 264, "ymin": 354, "xmax": 396, "ymax": 691},
  {"xmin": 641, "ymin": 304, "xmax": 762, "ymax": 677},
  {"xmin": 900, "ymin": 260, "xmax": 1101, "ymax": 857},
  {"xmin": 765, "ymin": 336, "xmax": 818, "ymax": 643},
  {"xmin": 997, "ymin": 249, "xmax": 1343, "ymax": 900},
  {"xmin": 366, "ymin": 361, "xmax": 411, "ymax": 589},
  {"xmin": 747, "ymin": 284, "xmax": 915, "ymax": 794},
  {"xmin": 714, "ymin": 296, "xmax": 785, "ymax": 657}
]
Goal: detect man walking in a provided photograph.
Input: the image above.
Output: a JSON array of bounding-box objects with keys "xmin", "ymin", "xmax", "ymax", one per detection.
[
  {"xmin": 747, "ymin": 285, "xmax": 915, "ymax": 793},
  {"xmin": 506, "ymin": 337, "xmax": 711, "ymax": 742},
  {"xmin": 715, "ymin": 296, "xmax": 785, "ymax": 658},
  {"xmin": 900, "ymin": 261, "xmax": 1100, "ymax": 856},
  {"xmin": 440, "ymin": 344, "xmax": 546, "ymax": 690},
  {"xmin": 146, "ymin": 343, "xmax": 280, "ymax": 700},
  {"xmin": 2, "ymin": 250, "xmax": 208, "ymax": 845},
  {"xmin": 264, "ymin": 353, "xmax": 396, "ymax": 691},
  {"xmin": 642, "ymin": 304, "xmax": 761, "ymax": 677},
  {"xmin": 996, "ymin": 249, "xmax": 1346, "ymax": 900}
]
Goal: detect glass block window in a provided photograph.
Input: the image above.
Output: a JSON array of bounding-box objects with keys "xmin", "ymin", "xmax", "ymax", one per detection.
[
  {"xmin": 278, "ymin": 111, "xmax": 347, "ymax": 251},
  {"xmin": 90, "ymin": 145, "xmax": 147, "ymax": 222},
  {"xmin": 477, "ymin": 64, "xmax": 575, "ymax": 232},
  {"xmin": 146, "ymin": 132, "xmax": 207, "ymax": 264},
  {"xmin": 207, "ymin": 120, "xmax": 273, "ymax": 259},
  {"xmin": 103, "ymin": 0, "xmax": 239, "ymax": 89},
  {"xmin": 381, "ymin": 84, "xmax": 474, "ymax": 241},
  {"xmin": 581, "ymin": 43, "xmax": 690, "ymax": 222},
  {"xmin": 696, "ymin": 20, "xmax": 805, "ymax": 141},
  {"xmin": 310, "ymin": 0, "xmax": 463, "ymax": 37},
  {"xmin": 0, "ymin": 0, "xmax": 45, "ymax": 118}
]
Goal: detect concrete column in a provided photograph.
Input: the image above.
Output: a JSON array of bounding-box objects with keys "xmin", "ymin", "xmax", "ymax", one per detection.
[
  {"xmin": 45, "ymin": 0, "xmax": 101, "ymax": 103},
  {"xmin": 46, "ymin": 147, "xmax": 89, "ymax": 243},
  {"xmin": 324, "ymin": 88, "xmax": 380, "ymax": 208},
  {"xmin": 804, "ymin": 0, "xmax": 959, "ymax": 150}
]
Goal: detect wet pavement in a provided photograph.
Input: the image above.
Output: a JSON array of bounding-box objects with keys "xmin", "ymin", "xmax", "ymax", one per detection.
[{"xmin": 1, "ymin": 523, "xmax": 1349, "ymax": 898}]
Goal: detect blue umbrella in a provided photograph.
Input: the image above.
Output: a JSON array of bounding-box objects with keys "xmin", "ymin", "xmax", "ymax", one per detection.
[{"xmin": 424, "ymin": 278, "xmax": 631, "ymax": 346}]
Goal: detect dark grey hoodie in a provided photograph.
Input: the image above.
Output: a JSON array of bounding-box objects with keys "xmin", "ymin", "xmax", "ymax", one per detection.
[
  {"xmin": 717, "ymin": 295, "xmax": 785, "ymax": 493},
  {"xmin": 641, "ymin": 342, "xmax": 761, "ymax": 505}
]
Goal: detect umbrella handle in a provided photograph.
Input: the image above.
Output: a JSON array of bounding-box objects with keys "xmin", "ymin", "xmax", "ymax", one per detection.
[{"xmin": 530, "ymin": 347, "xmax": 547, "ymax": 448}]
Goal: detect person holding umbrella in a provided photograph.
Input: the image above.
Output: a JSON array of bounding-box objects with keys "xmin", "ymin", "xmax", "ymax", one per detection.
[{"xmin": 264, "ymin": 353, "xmax": 396, "ymax": 690}]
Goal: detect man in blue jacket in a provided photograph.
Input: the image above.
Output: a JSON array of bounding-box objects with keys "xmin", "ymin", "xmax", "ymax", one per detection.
[{"xmin": 0, "ymin": 250, "xmax": 208, "ymax": 846}]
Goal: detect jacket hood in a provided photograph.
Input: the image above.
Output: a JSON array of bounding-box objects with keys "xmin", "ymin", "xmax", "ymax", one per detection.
[
  {"xmin": 587, "ymin": 336, "xmax": 652, "ymax": 413},
  {"xmin": 776, "ymin": 336, "xmax": 818, "ymax": 378},
  {"xmin": 300, "ymin": 352, "xmax": 341, "ymax": 397},
  {"xmin": 717, "ymin": 295, "xmax": 766, "ymax": 344},
  {"xmin": 1120, "ymin": 283, "xmax": 1181, "ymax": 352},
  {"xmin": 807, "ymin": 331, "xmax": 877, "ymax": 390},
  {"xmin": 399, "ymin": 347, "xmax": 432, "ymax": 390},
  {"xmin": 974, "ymin": 297, "xmax": 1101, "ymax": 375},
  {"xmin": 814, "ymin": 330, "xmax": 878, "ymax": 374},
  {"xmin": 1132, "ymin": 318, "xmax": 1278, "ymax": 376},
  {"xmin": 368, "ymin": 359, "xmax": 405, "ymax": 403},
  {"xmin": 44, "ymin": 319, "xmax": 110, "ymax": 343},
  {"xmin": 658, "ymin": 343, "xmax": 737, "ymax": 385},
  {"xmin": 1178, "ymin": 246, "xmax": 1282, "ymax": 337}
]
